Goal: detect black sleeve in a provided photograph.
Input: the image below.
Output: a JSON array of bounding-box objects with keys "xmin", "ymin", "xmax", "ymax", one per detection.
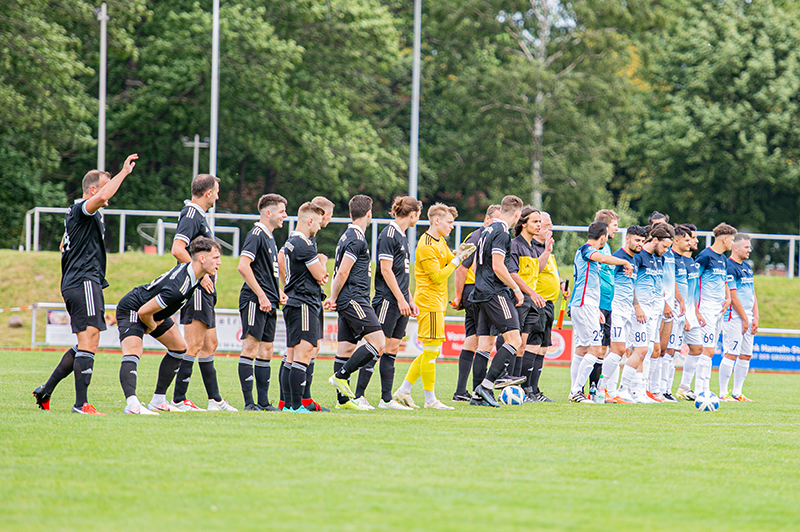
[
  {"xmin": 240, "ymin": 231, "xmax": 260, "ymax": 262},
  {"xmin": 174, "ymin": 214, "xmax": 201, "ymax": 245},
  {"xmin": 377, "ymin": 233, "xmax": 395, "ymax": 264}
]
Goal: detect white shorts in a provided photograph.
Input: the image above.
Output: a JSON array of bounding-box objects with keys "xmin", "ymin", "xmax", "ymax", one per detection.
[
  {"xmin": 698, "ymin": 303, "xmax": 725, "ymax": 348},
  {"xmin": 630, "ymin": 305, "xmax": 659, "ymax": 348},
  {"xmin": 667, "ymin": 316, "xmax": 685, "ymax": 350},
  {"xmin": 722, "ymin": 314, "xmax": 754, "ymax": 356},
  {"xmin": 610, "ymin": 306, "xmax": 634, "ymax": 346},
  {"xmin": 571, "ymin": 305, "xmax": 602, "ymax": 348},
  {"xmin": 684, "ymin": 325, "xmax": 702, "ymax": 346}
]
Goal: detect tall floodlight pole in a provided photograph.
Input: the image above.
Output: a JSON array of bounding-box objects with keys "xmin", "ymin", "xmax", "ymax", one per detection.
[
  {"xmin": 408, "ymin": 0, "xmax": 422, "ymax": 256},
  {"xmin": 207, "ymin": 0, "xmax": 220, "ymax": 234},
  {"xmin": 96, "ymin": 3, "xmax": 108, "ymax": 171}
]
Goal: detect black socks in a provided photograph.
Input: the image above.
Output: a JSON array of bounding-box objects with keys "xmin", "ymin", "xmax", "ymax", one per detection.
[
  {"xmin": 173, "ymin": 356, "xmax": 194, "ymax": 402},
  {"xmin": 472, "ymin": 351, "xmax": 490, "ymax": 390},
  {"xmin": 254, "ymin": 359, "xmax": 271, "ymax": 407},
  {"xmin": 155, "ymin": 350, "xmax": 185, "ymax": 395},
  {"xmin": 199, "ymin": 355, "xmax": 221, "ymax": 401},
  {"xmin": 238, "ymin": 356, "xmax": 255, "ymax": 406},
  {"xmin": 379, "ymin": 353, "xmax": 396, "ymax": 403},
  {"xmin": 455, "ymin": 349, "xmax": 475, "ymax": 395},
  {"xmin": 44, "ymin": 346, "xmax": 77, "ymax": 394},
  {"xmin": 73, "ymin": 350, "xmax": 95, "ymax": 407},
  {"xmin": 120, "ymin": 355, "xmax": 139, "ymax": 398}
]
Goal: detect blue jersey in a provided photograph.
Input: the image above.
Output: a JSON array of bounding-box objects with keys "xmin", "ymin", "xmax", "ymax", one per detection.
[
  {"xmin": 610, "ymin": 248, "xmax": 637, "ymax": 310},
  {"xmin": 726, "ymin": 259, "xmax": 755, "ymax": 318},
  {"xmin": 634, "ymin": 249, "xmax": 663, "ymax": 308},
  {"xmin": 662, "ymin": 248, "xmax": 677, "ymax": 304},
  {"xmin": 569, "ymin": 244, "xmax": 601, "ymax": 309},
  {"xmin": 599, "ymin": 242, "xmax": 615, "ymax": 311},
  {"xmin": 696, "ymin": 248, "xmax": 728, "ymax": 307},
  {"xmin": 685, "ymin": 255, "xmax": 700, "ymax": 308},
  {"xmin": 675, "ymin": 250, "xmax": 689, "ymax": 305}
]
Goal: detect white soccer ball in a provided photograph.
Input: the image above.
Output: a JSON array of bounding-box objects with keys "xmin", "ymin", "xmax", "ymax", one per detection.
[
  {"xmin": 695, "ymin": 392, "xmax": 720, "ymax": 412},
  {"xmin": 499, "ymin": 386, "xmax": 526, "ymax": 405}
]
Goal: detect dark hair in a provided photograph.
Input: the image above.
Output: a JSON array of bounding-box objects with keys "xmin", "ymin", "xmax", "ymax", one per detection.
[
  {"xmin": 500, "ymin": 195, "xmax": 523, "ymax": 215},
  {"xmin": 189, "ymin": 236, "xmax": 220, "ymax": 256},
  {"xmin": 713, "ymin": 223, "xmax": 737, "ymax": 237},
  {"xmin": 674, "ymin": 224, "xmax": 692, "ymax": 238},
  {"xmin": 258, "ymin": 193, "xmax": 287, "ymax": 213},
  {"xmin": 626, "ymin": 225, "xmax": 648, "ymax": 238},
  {"xmin": 514, "ymin": 206, "xmax": 540, "ymax": 235},
  {"xmin": 191, "ymin": 174, "xmax": 220, "ymax": 198},
  {"xmin": 390, "ymin": 196, "xmax": 422, "ymax": 219},
  {"xmin": 649, "ymin": 223, "xmax": 674, "ymax": 240},
  {"xmin": 349, "ymin": 195, "xmax": 372, "ymax": 220},
  {"xmin": 588, "ymin": 221, "xmax": 608, "ymax": 240},
  {"xmin": 82, "ymin": 170, "xmax": 111, "ymax": 194},
  {"xmin": 649, "ymin": 211, "xmax": 669, "ymax": 224},
  {"xmin": 682, "ymin": 223, "xmax": 697, "ymax": 232}
]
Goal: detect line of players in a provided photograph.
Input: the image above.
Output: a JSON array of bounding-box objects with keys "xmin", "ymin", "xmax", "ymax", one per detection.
[{"xmin": 567, "ymin": 210, "xmax": 758, "ymax": 404}]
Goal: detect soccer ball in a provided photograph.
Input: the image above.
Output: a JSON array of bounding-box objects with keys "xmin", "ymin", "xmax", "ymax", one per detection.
[
  {"xmin": 695, "ymin": 392, "xmax": 720, "ymax": 412},
  {"xmin": 499, "ymin": 386, "xmax": 526, "ymax": 405}
]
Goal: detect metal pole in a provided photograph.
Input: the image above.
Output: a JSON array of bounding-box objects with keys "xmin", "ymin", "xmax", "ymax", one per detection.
[
  {"xmin": 119, "ymin": 213, "xmax": 126, "ymax": 254},
  {"xmin": 193, "ymin": 134, "xmax": 200, "ymax": 178},
  {"xmin": 97, "ymin": 3, "xmax": 108, "ymax": 172},
  {"xmin": 407, "ymin": 0, "xmax": 422, "ymax": 257},
  {"xmin": 208, "ymin": 0, "xmax": 220, "ymax": 236},
  {"xmin": 33, "ymin": 209, "xmax": 40, "ymax": 252},
  {"xmin": 30, "ymin": 304, "xmax": 37, "ymax": 349},
  {"xmin": 25, "ymin": 211, "xmax": 31, "ymax": 252},
  {"xmin": 157, "ymin": 218, "xmax": 164, "ymax": 256}
]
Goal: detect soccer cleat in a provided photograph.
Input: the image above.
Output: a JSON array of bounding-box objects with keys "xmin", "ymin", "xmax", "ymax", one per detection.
[
  {"xmin": 493, "ymin": 375, "xmax": 526, "ymax": 389},
  {"xmin": 33, "ymin": 385, "xmax": 51, "ymax": 411},
  {"xmin": 469, "ymin": 395, "xmax": 493, "ymax": 407},
  {"xmin": 244, "ymin": 403, "xmax": 263, "ymax": 411},
  {"xmin": 452, "ymin": 391, "xmax": 473, "ymax": 402},
  {"xmin": 632, "ymin": 389, "xmax": 655, "ymax": 404},
  {"xmin": 124, "ymin": 402, "xmax": 159, "ymax": 415},
  {"xmin": 474, "ymin": 385, "xmax": 500, "ymax": 407},
  {"xmin": 208, "ymin": 398, "xmax": 238, "ymax": 412},
  {"xmin": 534, "ymin": 391, "xmax": 555, "ymax": 403},
  {"xmin": 354, "ymin": 396, "xmax": 375, "ymax": 410},
  {"xmin": 72, "ymin": 403, "xmax": 106, "ymax": 416},
  {"xmin": 378, "ymin": 399, "xmax": 413, "ymax": 410},
  {"xmin": 719, "ymin": 394, "xmax": 737, "ymax": 402},
  {"xmin": 646, "ymin": 391, "xmax": 664, "ymax": 403},
  {"xmin": 393, "ymin": 392, "xmax": 420, "ymax": 409},
  {"xmin": 676, "ymin": 386, "xmax": 696, "ymax": 401},
  {"xmin": 259, "ymin": 403, "xmax": 282, "ymax": 412},
  {"xmin": 304, "ymin": 400, "xmax": 330, "ymax": 412},
  {"xmin": 568, "ymin": 391, "xmax": 593, "ymax": 404},
  {"xmin": 613, "ymin": 390, "xmax": 636, "ymax": 404},
  {"xmin": 293, "ymin": 406, "xmax": 311, "ymax": 413},
  {"xmin": 171, "ymin": 399, "xmax": 206, "ymax": 412},
  {"xmin": 732, "ymin": 394, "xmax": 753, "ymax": 402},
  {"xmin": 335, "ymin": 399, "xmax": 370, "ymax": 411},
  {"xmin": 604, "ymin": 390, "xmax": 620, "ymax": 403},
  {"xmin": 328, "ymin": 375, "xmax": 355, "ymax": 399},
  {"xmin": 661, "ymin": 392, "xmax": 679, "ymax": 403},
  {"xmin": 148, "ymin": 401, "xmax": 182, "ymax": 412},
  {"xmin": 424, "ymin": 399, "xmax": 455, "ymax": 410}
]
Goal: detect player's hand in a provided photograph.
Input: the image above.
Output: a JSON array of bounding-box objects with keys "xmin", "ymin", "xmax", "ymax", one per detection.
[
  {"xmin": 634, "ymin": 304, "xmax": 647, "ymax": 324},
  {"xmin": 143, "ymin": 319, "xmax": 162, "ymax": 335},
  {"xmin": 750, "ymin": 317, "xmax": 759, "ymax": 335},
  {"xmin": 123, "ymin": 153, "xmax": 138, "ymax": 174},
  {"xmin": 409, "ymin": 300, "xmax": 419, "ymax": 318},
  {"xmin": 279, "ymin": 291, "xmax": 288, "ymax": 305},
  {"xmin": 514, "ymin": 290, "xmax": 524, "ymax": 307},
  {"xmin": 722, "ymin": 298, "xmax": 731, "ymax": 313},
  {"xmin": 678, "ymin": 299, "xmax": 685, "ymax": 317},
  {"xmin": 258, "ymin": 292, "xmax": 272, "ymax": 313},
  {"xmin": 741, "ymin": 319, "xmax": 749, "ymax": 335},
  {"xmin": 454, "ymin": 242, "xmax": 476, "ymax": 262},
  {"xmin": 544, "ymin": 232, "xmax": 554, "ymax": 252},
  {"xmin": 398, "ymin": 298, "xmax": 412, "ymax": 317},
  {"xmin": 684, "ymin": 320, "xmax": 691, "ymax": 332},
  {"xmin": 200, "ymin": 275, "xmax": 214, "ymax": 294},
  {"xmin": 323, "ymin": 299, "xmax": 336, "ymax": 311},
  {"xmin": 696, "ymin": 310, "xmax": 706, "ymax": 328},
  {"xmin": 663, "ymin": 302, "xmax": 673, "ymax": 319},
  {"xmin": 531, "ymin": 292, "xmax": 546, "ymax": 308},
  {"xmin": 599, "ymin": 312, "xmax": 605, "ymax": 325},
  {"xmin": 623, "ymin": 262, "xmax": 634, "ymax": 277},
  {"xmin": 451, "ymin": 297, "xmax": 463, "ymax": 311},
  {"xmin": 319, "ymin": 273, "xmax": 329, "ymax": 286},
  {"xmin": 561, "ymin": 282, "xmax": 570, "ymax": 299}
]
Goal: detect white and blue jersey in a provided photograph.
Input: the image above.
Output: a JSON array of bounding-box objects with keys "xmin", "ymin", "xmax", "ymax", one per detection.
[
  {"xmin": 696, "ymin": 248, "xmax": 728, "ymax": 308},
  {"xmin": 610, "ymin": 248, "xmax": 637, "ymax": 311},
  {"xmin": 726, "ymin": 259, "xmax": 755, "ymax": 319},
  {"xmin": 569, "ymin": 244, "xmax": 601, "ymax": 309},
  {"xmin": 675, "ymin": 251, "xmax": 689, "ymax": 306},
  {"xmin": 599, "ymin": 242, "xmax": 615, "ymax": 312},
  {"xmin": 633, "ymin": 249, "xmax": 663, "ymax": 310},
  {"xmin": 662, "ymin": 248, "xmax": 677, "ymax": 306},
  {"xmin": 685, "ymin": 255, "xmax": 700, "ymax": 309}
]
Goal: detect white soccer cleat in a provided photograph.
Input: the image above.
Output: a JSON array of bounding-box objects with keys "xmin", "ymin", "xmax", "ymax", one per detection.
[
  {"xmin": 208, "ymin": 398, "xmax": 238, "ymax": 412},
  {"xmin": 632, "ymin": 389, "xmax": 655, "ymax": 404},
  {"xmin": 424, "ymin": 399, "xmax": 455, "ymax": 410},
  {"xmin": 353, "ymin": 396, "xmax": 375, "ymax": 410},
  {"xmin": 378, "ymin": 399, "xmax": 413, "ymax": 411},
  {"xmin": 124, "ymin": 402, "xmax": 160, "ymax": 415},
  {"xmin": 615, "ymin": 389, "xmax": 636, "ymax": 404},
  {"xmin": 148, "ymin": 401, "xmax": 182, "ymax": 412},
  {"xmin": 171, "ymin": 399, "xmax": 206, "ymax": 412},
  {"xmin": 393, "ymin": 392, "xmax": 420, "ymax": 409}
]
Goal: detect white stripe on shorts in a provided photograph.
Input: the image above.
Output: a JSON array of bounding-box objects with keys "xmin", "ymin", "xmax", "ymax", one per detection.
[
  {"xmin": 498, "ymin": 294, "xmax": 511, "ymax": 320},
  {"xmin": 248, "ymin": 301, "xmax": 256, "ymax": 326}
]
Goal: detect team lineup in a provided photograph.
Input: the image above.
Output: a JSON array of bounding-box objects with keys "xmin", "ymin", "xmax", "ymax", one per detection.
[{"xmin": 31, "ymin": 158, "xmax": 758, "ymax": 414}]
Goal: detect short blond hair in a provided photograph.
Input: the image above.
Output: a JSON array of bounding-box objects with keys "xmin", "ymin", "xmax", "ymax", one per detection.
[
  {"xmin": 594, "ymin": 209, "xmax": 619, "ymax": 225},
  {"xmin": 427, "ymin": 202, "xmax": 457, "ymax": 221},
  {"xmin": 311, "ymin": 196, "xmax": 334, "ymax": 215}
]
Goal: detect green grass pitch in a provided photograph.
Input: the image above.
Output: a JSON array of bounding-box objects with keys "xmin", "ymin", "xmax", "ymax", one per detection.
[{"xmin": 2, "ymin": 349, "xmax": 799, "ymax": 531}]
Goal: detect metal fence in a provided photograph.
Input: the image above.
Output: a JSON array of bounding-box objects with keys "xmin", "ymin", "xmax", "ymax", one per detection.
[{"xmin": 21, "ymin": 206, "xmax": 800, "ymax": 279}]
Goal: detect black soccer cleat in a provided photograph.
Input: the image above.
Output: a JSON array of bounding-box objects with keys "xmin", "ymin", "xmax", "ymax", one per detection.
[
  {"xmin": 306, "ymin": 400, "xmax": 331, "ymax": 412},
  {"xmin": 493, "ymin": 375, "xmax": 526, "ymax": 389},
  {"xmin": 33, "ymin": 385, "xmax": 51, "ymax": 410},
  {"xmin": 474, "ymin": 384, "xmax": 500, "ymax": 407},
  {"xmin": 535, "ymin": 391, "xmax": 555, "ymax": 403},
  {"xmin": 469, "ymin": 396, "xmax": 492, "ymax": 407},
  {"xmin": 661, "ymin": 392, "xmax": 679, "ymax": 403},
  {"xmin": 452, "ymin": 391, "xmax": 472, "ymax": 402},
  {"xmin": 244, "ymin": 403, "xmax": 263, "ymax": 411},
  {"xmin": 259, "ymin": 403, "xmax": 281, "ymax": 412}
]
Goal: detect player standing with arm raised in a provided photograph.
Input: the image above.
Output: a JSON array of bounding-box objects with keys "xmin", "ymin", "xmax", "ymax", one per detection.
[
  {"xmin": 236, "ymin": 194, "xmax": 288, "ymax": 411},
  {"xmin": 33, "ymin": 154, "xmax": 138, "ymax": 414},
  {"xmin": 719, "ymin": 233, "xmax": 758, "ymax": 402}
]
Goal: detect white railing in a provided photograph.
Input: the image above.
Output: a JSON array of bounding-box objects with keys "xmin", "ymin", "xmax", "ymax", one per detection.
[{"xmin": 21, "ymin": 206, "xmax": 800, "ymax": 279}]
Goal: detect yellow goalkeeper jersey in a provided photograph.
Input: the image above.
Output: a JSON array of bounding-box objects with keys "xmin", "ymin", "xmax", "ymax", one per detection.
[{"xmin": 414, "ymin": 231, "xmax": 456, "ymax": 312}]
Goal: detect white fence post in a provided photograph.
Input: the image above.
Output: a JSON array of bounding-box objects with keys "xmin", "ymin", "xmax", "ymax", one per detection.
[
  {"xmin": 33, "ymin": 209, "xmax": 40, "ymax": 252},
  {"xmin": 119, "ymin": 213, "xmax": 126, "ymax": 254},
  {"xmin": 156, "ymin": 218, "xmax": 164, "ymax": 256},
  {"xmin": 25, "ymin": 210, "xmax": 32, "ymax": 252}
]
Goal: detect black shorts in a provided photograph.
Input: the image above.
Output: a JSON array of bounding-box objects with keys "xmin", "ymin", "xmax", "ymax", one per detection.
[
  {"xmin": 116, "ymin": 305, "xmax": 174, "ymax": 341},
  {"xmin": 180, "ymin": 286, "xmax": 216, "ymax": 328},
  {"xmin": 239, "ymin": 297, "xmax": 277, "ymax": 343},
  {"xmin": 62, "ymin": 281, "xmax": 107, "ymax": 334},
  {"xmin": 528, "ymin": 300, "xmax": 555, "ymax": 347},
  {"xmin": 337, "ymin": 298, "xmax": 382, "ymax": 344},
  {"xmin": 373, "ymin": 299, "xmax": 410, "ymax": 340},
  {"xmin": 463, "ymin": 284, "xmax": 478, "ymax": 338},
  {"xmin": 517, "ymin": 295, "xmax": 540, "ymax": 335},
  {"xmin": 600, "ymin": 308, "xmax": 612, "ymax": 347},
  {"xmin": 284, "ymin": 303, "xmax": 320, "ymax": 348},
  {"xmin": 318, "ymin": 304, "xmax": 325, "ymax": 341},
  {"xmin": 475, "ymin": 293, "xmax": 520, "ymax": 336}
]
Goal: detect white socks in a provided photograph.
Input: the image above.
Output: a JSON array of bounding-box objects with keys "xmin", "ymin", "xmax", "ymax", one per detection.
[
  {"xmin": 570, "ymin": 354, "xmax": 582, "ymax": 385},
  {"xmin": 600, "ymin": 353, "xmax": 622, "ymax": 394},
  {"xmin": 695, "ymin": 356, "xmax": 713, "ymax": 395},
  {"xmin": 681, "ymin": 354, "xmax": 700, "ymax": 389},
  {"xmin": 397, "ymin": 379, "xmax": 414, "ymax": 395},
  {"xmin": 649, "ymin": 358, "xmax": 662, "ymax": 394},
  {"xmin": 732, "ymin": 358, "xmax": 751, "ymax": 397},
  {"xmin": 718, "ymin": 357, "xmax": 735, "ymax": 396},
  {"xmin": 151, "ymin": 393, "xmax": 166, "ymax": 405},
  {"xmin": 424, "ymin": 390, "xmax": 437, "ymax": 403},
  {"xmin": 661, "ymin": 354, "xmax": 673, "ymax": 394},
  {"xmin": 620, "ymin": 364, "xmax": 637, "ymax": 391},
  {"xmin": 126, "ymin": 395, "xmax": 141, "ymax": 409},
  {"xmin": 571, "ymin": 354, "xmax": 599, "ymax": 394}
]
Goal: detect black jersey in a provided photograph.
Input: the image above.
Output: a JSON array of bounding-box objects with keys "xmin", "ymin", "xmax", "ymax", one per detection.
[
  {"xmin": 283, "ymin": 231, "xmax": 322, "ymax": 308},
  {"xmin": 240, "ymin": 222, "xmax": 281, "ymax": 306},
  {"xmin": 174, "ymin": 202, "xmax": 212, "ymax": 251},
  {"xmin": 470, "ymin": 220, "xmax": 513, "ymax": 303},
  {"xmin": 333, "ymin": 224, "xmax": 372, "ymax": 305},
  {"xmin": 61, "ymin": 200, "xmax": 108, "ymax": 292},
  {"xmin": 372, "ymin": 221, "xmax": 410, "ymax": 306},
  {"xmin": 122, "ymin": 262, "xmax": 201, "ymax": 321},
  {"xmin": 460, "ymin": 228, "xmax": 483, "ymax": 285}
]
